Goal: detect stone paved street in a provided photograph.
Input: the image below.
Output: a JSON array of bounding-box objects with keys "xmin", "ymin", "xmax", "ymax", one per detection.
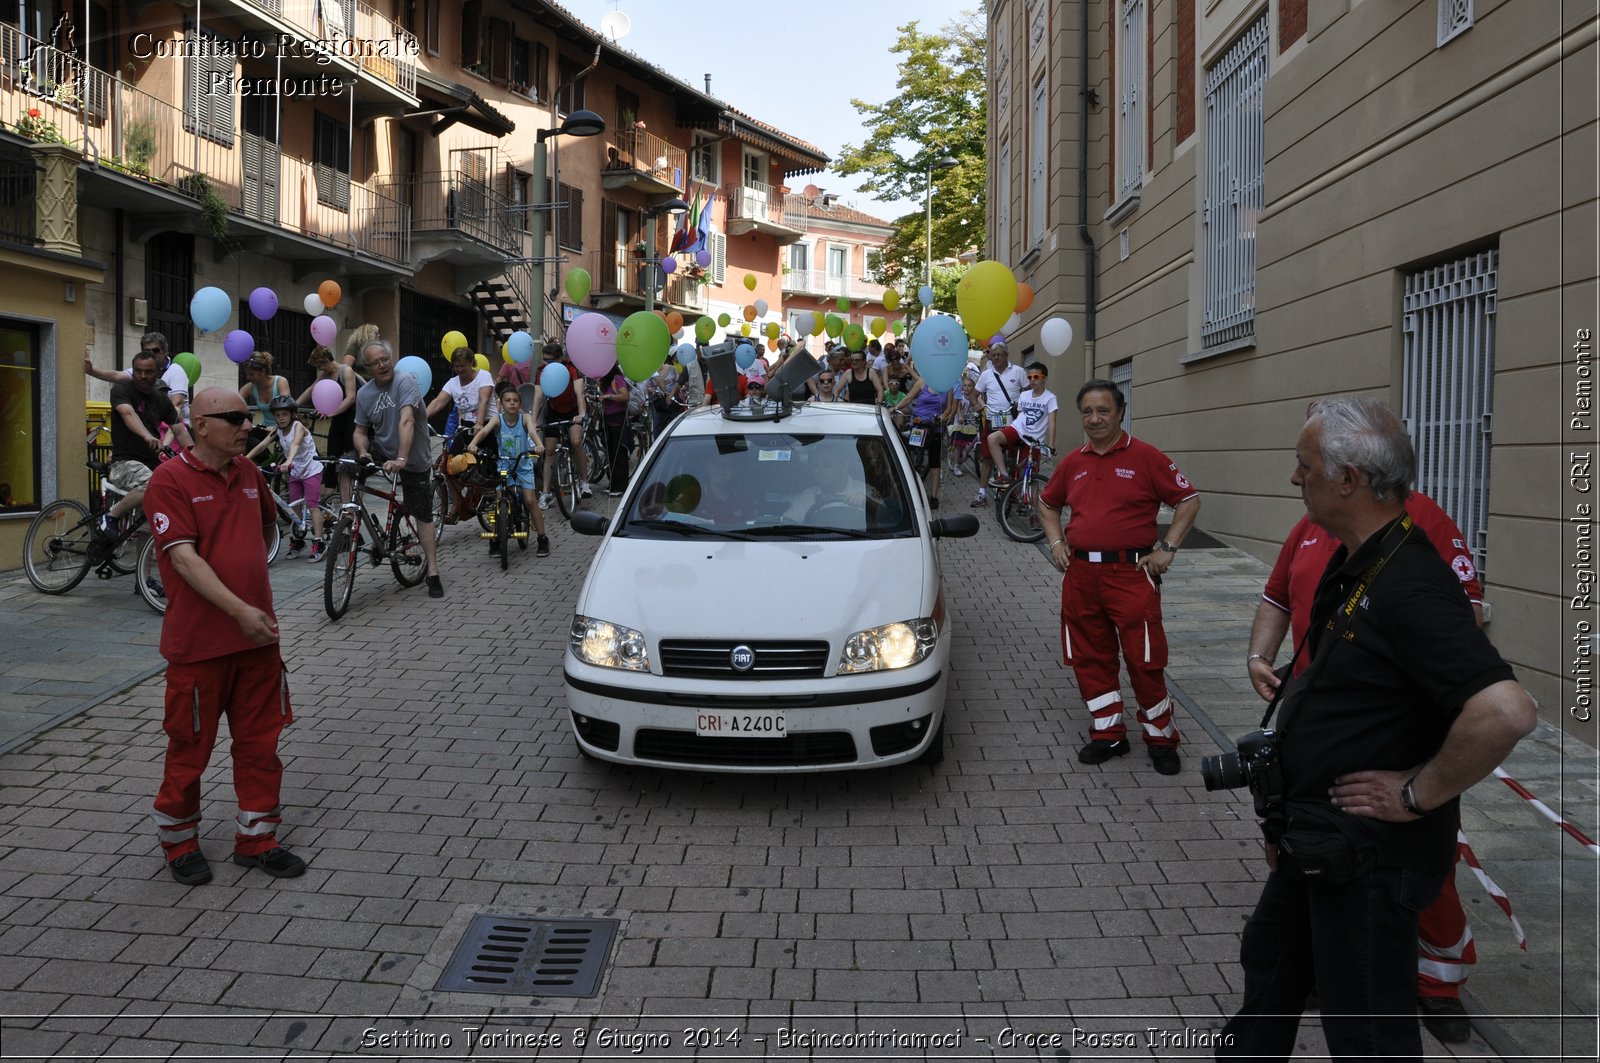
[{"xmin": 0, "ymin": 494, "xmax": 1595, "ymax": 1061}]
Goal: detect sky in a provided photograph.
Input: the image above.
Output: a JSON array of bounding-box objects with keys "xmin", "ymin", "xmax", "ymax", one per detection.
[{"xmin": 558, "ymin": 0, "xmax": 979, "ymax": 223}]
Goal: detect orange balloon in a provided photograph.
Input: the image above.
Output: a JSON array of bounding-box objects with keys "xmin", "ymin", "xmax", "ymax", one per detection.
[
  {"xmin": 742, "ymin": 305, "xmax": 757, "ymax": 322},
  {"xmin": 652, "ymin": 309, "xmax": 669, "ymax": 327},
  {"xmin": 767, "ymin": 338, "xmax": 778, "ymax": 352},
  {"xmin": 1015, "ymin": 282, "xmax": 1034, "ymax": 314},
  {"xmin": 665, "ymin": 312, "xmax": 683, "ymax": 334},
  {"xmin": 318, "ymin": 280, "xmax": 342, "ymax": 309}
]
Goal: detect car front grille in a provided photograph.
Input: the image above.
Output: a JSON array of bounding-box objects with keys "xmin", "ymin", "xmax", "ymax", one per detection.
[
  {"xmin": 658, "ymin": 640, "xmax": 831, "ymax": 680},
  {"xmin": 633, "ymin": 729, "xmax": 857, "ymax": 766}
]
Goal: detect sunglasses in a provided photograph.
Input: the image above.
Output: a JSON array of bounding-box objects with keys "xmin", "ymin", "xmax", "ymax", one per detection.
[
  {"xmin": 140, "ymin": 347, "xmax": 163, "ymax": 355},
  {"xmin": 200, "ymin": 410, "xmax": 251, "ymax": 426},
  {"xmin": 1027, "ymin": 375, "xmax": 1045, "ymax": 382}
]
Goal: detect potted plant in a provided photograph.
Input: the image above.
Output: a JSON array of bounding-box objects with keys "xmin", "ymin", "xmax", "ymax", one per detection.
[
  {"xmin": 123, "ymin": 114, "xmax": 156, "ymax": 177},
  {"xmin": 14, "ymin": 107, "xmax": 63, "ymax": 144},
  {"xmin": 178, "ymin": 172, "xmax": 229, "ymax": 242}
]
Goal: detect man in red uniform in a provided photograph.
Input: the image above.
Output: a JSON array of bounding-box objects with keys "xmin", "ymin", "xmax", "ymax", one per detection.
[
  {"xmin": 143, "ymin": 388, "xmax": 305, "ymax": 885},
  {"xmin": 1037, "ymin": 379, "xmax": 1202, "ymax": 775},
  {"xmin": 1247, "ymin": 487, "xmax": 1485, "ymax": 1044}
]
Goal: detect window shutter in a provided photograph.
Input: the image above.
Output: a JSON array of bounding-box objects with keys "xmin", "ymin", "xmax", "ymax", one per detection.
[
  {"xmin": 557, "ymin": 182, "xmax": 583, "ymax": 251},
  {"xmin": 710, "ymin": 232, "xmax": 726, "ymax": 285},
  {"xmin": 461, "ymin": 0, "xmax": 482, "ymax": 66}
]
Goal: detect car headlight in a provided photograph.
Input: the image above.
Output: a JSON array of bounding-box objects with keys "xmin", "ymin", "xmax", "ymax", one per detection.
[
  {"xmin": 837, "ymin": 618, "xmax": 939, "ymax": 674},
  {"xmin": 570, "ymin": 615, "xmax": 650, "ymax": 672}
]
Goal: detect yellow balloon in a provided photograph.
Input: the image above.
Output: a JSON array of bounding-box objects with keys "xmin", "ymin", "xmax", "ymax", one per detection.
[
  {"xmin": 740, "ymin": 323, "xmax": 752, "ymax": 336},
  {"xmin": 810, "ymin": 314, "xmax": 826, "ymax": 337},
  {"xmin": 743, "ymin": 273, "xmax": 758, "ymax": 291},
  {"xmin": 765, "ymin": 322, "xmax": 780, "ymax": 339},
  {"xmin": 501, "ymin": 342, "xmax": 512, "ymax": 364},
  {"xmin": 883, "ymin": 289, "xmax": 901, "ymax": 312},
  {"xmin": 955, "ymin": 261, "xmax": 1019, "ymax": 343},
  {"xmin": 870, "ymin": 318, "xmax": 886, "ymax": 337},
  {"xmin": 441, "ymin": 330, "xmax": 468, "ymax": 358},
  {"xmin": 474, "ymin": 353, "xmax": 490, "ymax": 373}
]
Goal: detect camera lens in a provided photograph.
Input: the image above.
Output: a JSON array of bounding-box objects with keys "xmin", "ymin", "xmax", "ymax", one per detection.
[{"xmin": 1200, "ymin": 751, "xmax": 1246, "ymax": 791}]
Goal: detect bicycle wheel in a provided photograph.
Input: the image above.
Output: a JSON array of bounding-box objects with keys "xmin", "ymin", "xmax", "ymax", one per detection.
[
  {"xmin": 388, "ymin": 508, "xmax": 428, "ymax": 587},
  {"xmin": 22, "ymin": 499, "xmax": 94, "ymax": 594},
  {"xmin": 556, "ymin": 449, "xmax": 577, "ymax": 519},
  {"xmin": 431, "ymin": 474, "xmax": 450, "ymax": 543},
  {"xmin": 515, "ymin": 498, "xmax": 529, "ymax": 550},
  {"xmin": 135, "ymin": 535, "xmax": 166, "ymax": 614},
  {"xmin": 584, "ymin": 436, "xmax": 608, "ymax": 485},
  {"xmin": 107, "ymin": 513, "xmax": 145, "ymax": 575},
  {"xmin": 263, "ymin": 513, "xmax": 282, "ymax": 564},
  {"xmin": 496, "ymin": 495, "xmax": 511, "ymax": 571},
  {"xmin": 323, "ymin": 515, "xmax": 359, "ymax": 620},
  {"xmin": 996, "ymin": 478, "xmax": 1045, "ymax": 543}
]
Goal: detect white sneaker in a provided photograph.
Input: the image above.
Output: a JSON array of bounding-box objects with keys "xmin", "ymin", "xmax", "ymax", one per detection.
[
  {"xmin": 950, "ymin": 464, "xmax": 963, "ymax": 478},
  {"xmin": 970, "ymin": 489, "xmax": 988, "ymax": 507},
  {"xmin": 580, "ymin": 483, "xmax": 593, "ymax": 498},
  {"xmin": 538, "ymin": 492, "xmax": 553, "ymax": 510}
]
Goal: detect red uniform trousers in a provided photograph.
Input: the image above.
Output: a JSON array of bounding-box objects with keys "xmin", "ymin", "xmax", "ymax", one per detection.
[
  {"xmin": 1060, "ymin": 560, "xmax": 1180, "ymax": 747},
  {"xmin": 1416, "ymin": 837, "xmax": 1475, "ymax": 998},
  {"xmin": 152, "ymin": 644, "xmax": 292, "ymax": 861}
]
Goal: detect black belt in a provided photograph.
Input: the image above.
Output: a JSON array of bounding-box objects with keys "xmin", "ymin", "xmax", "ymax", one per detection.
[{"xmin": 1072, "ymin": 548, "xmax": 1144, "ymax": 563}]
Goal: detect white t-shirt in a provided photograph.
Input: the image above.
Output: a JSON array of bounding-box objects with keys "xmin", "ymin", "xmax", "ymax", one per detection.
[
  {"xmin": 442, "ymin": 369, "xmax": 497, "ymax": 426},
  {"xmin": 1013, "ymin": 388, "xmax": 1059, "ymax": 445},
  {"xmin": 975, "ymin": 363, "xmax": 1028, "ymax": 423}
]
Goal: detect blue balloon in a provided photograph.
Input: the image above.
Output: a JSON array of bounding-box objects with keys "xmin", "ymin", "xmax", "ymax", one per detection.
[
  {"xmin": 910, "ymin": 316, "xmax": 969, "ymax": 393},
  {"xmin": 917, "ymin": 284, "xmax": 935, "ymax": 308},
  {"xmin": 540, "ymin": 361, "xmax": 571, "ymax": 396},
  {"xmin": 506, "ymin": 330, "xmax": 535, "ymax": 364},
  {"xmin": 395, "ymin": 355, "xmax": 432, "ymax": 396},
  {"xmin": 675, "ymin": 343, "xmax": 698, "ymax": 367},
  {"xmin": 734, "ymin": 343, "xmax": 757, "ymax": 370},
  {"xmin": 189, "ymin": 286, "xmax": 231, "ymax": 333}
]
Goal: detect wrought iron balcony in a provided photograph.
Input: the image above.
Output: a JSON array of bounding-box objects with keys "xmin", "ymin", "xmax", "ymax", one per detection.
[{"xmin": 601, "ymin": 126, "xmax": 686, "ymax": 195}]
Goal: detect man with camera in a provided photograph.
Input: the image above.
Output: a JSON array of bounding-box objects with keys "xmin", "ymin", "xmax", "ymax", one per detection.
[{"xmin": 1217, "ymin": 398, "xmax": 1535, "ymax": 1059}]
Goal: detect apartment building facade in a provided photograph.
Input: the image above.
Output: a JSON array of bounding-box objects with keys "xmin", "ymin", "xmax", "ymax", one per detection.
[
  {"xmin": 989, "ymin": 0, "xmax": 1597, "ymax": 724},
  {"xmin": 781, "ymin": 184, "xmax": 894, "ymax": 346}
]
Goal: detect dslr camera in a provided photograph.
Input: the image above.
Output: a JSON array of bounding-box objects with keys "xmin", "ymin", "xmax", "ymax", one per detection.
[{"xmin": 1200, "ymin": 728, "xmax": 1285, "ymax": 820}]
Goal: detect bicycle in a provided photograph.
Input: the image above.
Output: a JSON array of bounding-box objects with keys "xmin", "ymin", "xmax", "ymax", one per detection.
[
  {"xmin": 479, "ymin": 449, "xmax": 537, "ymax": 570},
  {"xmin": 252, "ymin": 457, "xmax": 338, "ymax": 563},
  {"xmin": 995, "ymin": 444, "xmax": 1054, "ymax": 543},
  {"xmin": 542, "ymin": 417, "xmax": 584, "ymax": 519},
  {"xmin": 322, "ymin": 457, "xmax": 432, "ymax": 620},
  {"xmin": 900, "ymin": 414, "xmax": 944, "ymax": 484}
]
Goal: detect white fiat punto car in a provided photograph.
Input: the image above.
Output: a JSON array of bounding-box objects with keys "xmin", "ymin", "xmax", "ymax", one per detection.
[{"xmin": 564, "ymin": 400, "xmax": 978, "ymax": 772}]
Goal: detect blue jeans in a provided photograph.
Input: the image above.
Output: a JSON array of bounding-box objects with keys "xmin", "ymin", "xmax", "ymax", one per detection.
[{"xmin": 1219, "ymin": 862, "xmax": 1446, "ymax": 1061}]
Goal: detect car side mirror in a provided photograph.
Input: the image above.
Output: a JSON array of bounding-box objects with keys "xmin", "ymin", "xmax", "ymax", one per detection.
[
  {"xmin": 930, "ymin": 514, "xmax": 979, "ymax": 539},
  {"xmin": 570, "ymin": 511, "xmax": 610, "ymax": 536}
]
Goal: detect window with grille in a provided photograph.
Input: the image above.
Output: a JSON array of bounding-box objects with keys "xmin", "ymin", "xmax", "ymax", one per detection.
[
  {"xmin": 1402, "ymin": 249, "xmax": 1496, "ymax": 581},
  {"xmin": 183, "ymin": 26, "xmax": 234, "ymax": 146},
  {"xmin": 314, "ymin": 111, "xmax": 351, "ymax": 212},
  {"xmin": 1438, "ymin": 0, "xmax": 1473, "ymax": 47},
  {"xmin": 1201, "ymin": 15, "xmax": 1266, "ymax": 348},
  {"xmin": 1117, "ymin": 0, "xmax": 1146, "ymax": 201}
]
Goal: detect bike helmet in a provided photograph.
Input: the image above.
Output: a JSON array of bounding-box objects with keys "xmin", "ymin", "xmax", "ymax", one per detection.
[{"xmin": 268, "ymin": 396, "xmax": 297, "ymax": 413}]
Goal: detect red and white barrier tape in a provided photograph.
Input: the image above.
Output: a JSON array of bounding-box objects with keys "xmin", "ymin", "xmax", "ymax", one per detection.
[
  {"xmin": 1493, "ymin": 766, "xmax": 1600, "ymax": 857},
  {"xmin": 1457, "ymin": 831, "xmax": 1527, "ymax": 949}
]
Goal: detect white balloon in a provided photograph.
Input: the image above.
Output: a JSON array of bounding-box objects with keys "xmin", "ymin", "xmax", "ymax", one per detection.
[
  {"xmin": 1040, "ymin": 317, "xmax": 1074, "ymax": 357},
  {"xmin": 754, "ymin": 298, "xmax": 769, "ymax": 317},
  {"xmin": 1002, "ymin": 312, "xmax": 1021, "ymax": 336},
  {"xmin": 303, "ymin": 293, "xmax": 324, "ymax": 316}
]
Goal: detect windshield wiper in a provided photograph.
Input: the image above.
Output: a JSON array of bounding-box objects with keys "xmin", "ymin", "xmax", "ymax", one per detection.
[
  {"xmin": 744, "ymin": 523, "xmax": 877, "ymax": 540},
  {"xmin": 623, "ymin": 518, "xmax": 756, "ymax": 540}
]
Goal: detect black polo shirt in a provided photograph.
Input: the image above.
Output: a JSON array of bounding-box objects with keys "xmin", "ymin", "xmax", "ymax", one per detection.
[{"xmin": 1277, "ymin": 514, "xmax": 1515, "ymax": 871}]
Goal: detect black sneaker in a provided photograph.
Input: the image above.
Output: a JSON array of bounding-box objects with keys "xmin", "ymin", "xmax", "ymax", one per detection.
[
  {"xmin": 535, "ymin": 535, "xmax": 550, "ymax": 558},
  {"xmin": 1419, "ymin": 996, "xmax": 1471, "ymax": 1044},
  {"xmin": 426, "ymin": 574, "xmax": 444, "ymax": 598},
  {"xmin": 232, "ymin": 847, "xmax": 307, "ymax": 878},
  {"xmin": 1148, "ymin": 745, "xmax": 1182, "ymax": 776},
  {"xmin": 167, "ymin": 851, "xmax": 212, "ymax": 886},
  {"xmin": 1077, "ymin": 738, "xmax": 1130, "ymax": 764}
]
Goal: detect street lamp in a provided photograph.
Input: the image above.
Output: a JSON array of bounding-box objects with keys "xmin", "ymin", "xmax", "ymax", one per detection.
[
  {"xmin": 923, "ymin": 156, "xmax": 959, "ymax": 311},
  {"xmin": 643, "ymin": 197, "xmax": 690, "ymax": 315},
  {"xmin": 530, "ymin": 109, "xmax": 606, "ymax": 341}
]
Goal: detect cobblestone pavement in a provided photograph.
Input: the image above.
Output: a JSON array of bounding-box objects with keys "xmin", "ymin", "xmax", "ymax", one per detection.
[{"xmin": 0, "ymin": 490, "xmax": 1595, "ymax": 1061}]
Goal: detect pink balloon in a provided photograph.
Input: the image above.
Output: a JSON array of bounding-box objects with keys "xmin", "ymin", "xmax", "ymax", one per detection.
[
  {"xmin": 566, "ymin": 313, "xmax": 618, "ymax": 379},
  {"xmin": 311, "ymin": 378, "xmax": 344, "ymax": 417},
  {"xmin": 310, "ymin": 314, "xmax": 337, "ymax": 347}
]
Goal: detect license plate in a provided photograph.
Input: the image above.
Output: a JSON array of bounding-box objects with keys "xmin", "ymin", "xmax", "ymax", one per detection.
[
  {"xmin": 907, "ymin": 427, "xmax": 926, "ymax": 447},
  {"xmin": 695, "ymin": 710, "xmax": 787, "ymax": 738}
]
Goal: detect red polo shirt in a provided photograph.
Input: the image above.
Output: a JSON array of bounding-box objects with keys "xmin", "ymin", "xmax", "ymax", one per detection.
[
  {"xmin": 1263, "ymin": 492, "xmax": 1484, "ymax": 675},
  {"xmin": 144, "ymin": 449, "xmax": 278, "ymax": 665},
  {"xmin": 1039, "ymin": 432, "xmax": 1197, "ymax": 551}
]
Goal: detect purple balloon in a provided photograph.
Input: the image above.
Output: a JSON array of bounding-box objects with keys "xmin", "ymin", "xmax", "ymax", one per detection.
[
  {"xmin": 695, "ymin": 249, "xmax": 712, "ymax": 268},
  {"xmin": 310, "ymin": 314, "xmax": 338, "ymax": 348},
  {"xmin": 247, "ymin": 287, "xmax": 278, "ymax": 321},
  {"xmin": 223, "ymin": 329, "xmax": 255, "ymax": 364},
  {"xmin": 660, "ymin": 256, "xmax": 678, "ymax": 275},
  {"xmin": 989, "ymin": 333, "xmax": 1006, "ymax": 347}
]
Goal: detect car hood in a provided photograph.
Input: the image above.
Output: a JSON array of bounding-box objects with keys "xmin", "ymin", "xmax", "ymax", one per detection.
[{"xmin": 579, "ymin": 536, "xmax": 930, "ymax": 639}]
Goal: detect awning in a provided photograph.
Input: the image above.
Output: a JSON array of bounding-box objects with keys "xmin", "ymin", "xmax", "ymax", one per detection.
[{"xmin": 410, "ymin": 69, "xmax": 516, "ymax": 138}]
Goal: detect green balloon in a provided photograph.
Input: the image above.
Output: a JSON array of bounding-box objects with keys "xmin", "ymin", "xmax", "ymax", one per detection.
[
  {"xmin": 173, "ymin": 352, "xmax": 201, "ymax": 387},
  {"xmin": 695, "ymin": 315, "xmax": 716, "ymax": 343},
  {"xmin": 824, "ymin": 314, "xmax": 844, "ymax": 339},
  {"xmin": 836, "ymin": 296, "xmax": 851, "ymax": 313},
  {"xmin": 565, "ymin": 268, "xmax": 592, "ymax": 305},
  {"xmin": 843, "ymin": 323, "xmax": 867, "ymax": 352},
  {"xmin": 717, "ymin": 312, "xmax": 731, "ymax": 328},
  {"xmin": 616, "ymin": 310, "xmax": 671, "ymax": 382}
]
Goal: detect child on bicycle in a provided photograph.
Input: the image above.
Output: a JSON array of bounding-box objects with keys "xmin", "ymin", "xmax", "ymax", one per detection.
[
  {"xmin": 986, "ymin": 361, "xmax": 1058, "ymax": 484},
  {"xmin": 246, "ymin": 395, "xmax": 325, "ymax": 560},
  {"xmin": 948, "ymin": 375, "xmax": 981, "ymax": 478},
  {"xmin": 468, "ymin": 381, "xmax": 549, "ymax": 557}
]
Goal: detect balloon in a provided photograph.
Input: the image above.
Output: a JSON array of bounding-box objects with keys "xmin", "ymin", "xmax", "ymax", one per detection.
[
  {"xmin": 502, "ymin": 344, "xmax": 513, "ymax": 364},
  {"xmin": 223, "ymin": 329, "xmax": 255, "ymax": 363},
  {"xmin": 740, "ymin": 323, "xmax": 752, "ymax": 336},
  {"xmin": 890, "ymin": 319, "xmax": 903, "ymax": 335},
  {"xmin": 870, "ymin": 318, "xmax": 887, "ymax": 337},
  {"xmin": 836, "ymin": 296, "xmax": 850, "ymax": 313},
  {"xmin": 567, "ymin": 313, "xmax": 619, "ymax": 379},
  {"xmin": 955, "ymin": 260, "xmax": 1019, "ymax": 345},
  {"xmin": 676, "ymin": 343, "xmax": 699, "ymax": 367},
  {"xmin": 539, "ymin": 361, "xmax": 571, "ymax": 397},
  {"xmin": 811, "ymin": 314, "xmax": 827, "ymax": 337},
  {"xmin": 696, "ymin": 249, "xmax": 712, "ymax": 268},
  {"xmin": 883, "ymin": 289, "xmax": 901, "ymax": 312},
  {"xmin": 910, "ymin": 315, "xmax": 969, "ymax": 392},
  {"xmin": 842, "ymin": 323, "xmax": 866, "ymax": 352},
  {"xmin": 566, "ymin": 268, "xmax": 592, "ymax": 304},
  {"xmin": 754, "ymin": 298, "xmax": 769, "ymax": 317},
  {"xmin": 917, "ymin": 285, "xmax": 934, "ymax": 307},
  {"xmin": 665, "ymin": 312, "xmax": 683, "ymax": 334},
  {"xmin": 311, "ymin": 378, "xmax": 344, "ymax": 417},
  {"xmin": 310, "ymin": 315, "xmax": 337, "ymax": 348},
  {"xmin": 615, "ymin": 310, "xmax": 671, "ymax": 382},
  {"xmin": 824, "ymin": 314, "xmax": 844, "ymax": 339},
  {"xmin": 793, "ymin": 311, "xmax": 815, "ymax": 337},
  {"xmin": 473, "ymin": 353, "xmax": 490, "ymax": 373},
  {"xmin": 506, "ymin": 330, "xmax": 535, "ymax": 364},
  {"xmin": 1015, "ymin": 282, "xmax": 1035, "ymax": 313},
  {"xmin": 717, "ymin": 313, "xmax": 731, "ymax": 327},
  {"xmin": 768, "ymin": 339, "xmax": 778, "ymax": 352},
  {"xmin": 742, "ymin": 305, "xmax": 757, "ymax": 322},
  {"xmin": 1041, "ymin": 317, "xmax": 1075, "ymax": 357},
  {"xmin": 318, "ymin": 280, "xmax": 342, "ymax": 309},
  {"xmin": 440, "ymin": 330, "xmax": 468, "ymax": 358},
  {"xmin": 660, "ymin": 256, "xmax": 678, "ymax": 275},
  {"xmin": 765, "ymin": 321, "xmax": 780, "ymax": 340},
  {"xmin": 247, "ymin": 287, "xmax": 278, "ymax": 321},
  {"xmin": 695, "ymin": 316, "xmax": 716, "ymax": 342},
  {"xmin": 396, "ymin": 355, "xmax": 431, "ymax": 395},
  {"xmin": 303, "ymin": 293, "xmax": 324, "ymax": 316},
  {"xmin": 189, "ymin": 286, "xmax": 230, "ymax": 332},
  {"xmin": 742, "ymin": 273, "xmax": 757, "ymax": 291},
  {"xmin": 734, "ymin": 343, "xmax": 757, "ymax": 370},
  {"xmin": 173, "ymin": 352, "xmax": 201, "ymax": 387}
]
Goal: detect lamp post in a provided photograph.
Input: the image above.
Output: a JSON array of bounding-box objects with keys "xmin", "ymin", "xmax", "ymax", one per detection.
[
  {"xmin": 923, "ymin": 156, "xmax": 959, "ymax": 313},
  {"xmin": 642, "ymin": 197, "xmax": 690, "ymax": 315},
  {"xmin": 530, "ymin": 109, "xmax": 605, "ymax": 342}
]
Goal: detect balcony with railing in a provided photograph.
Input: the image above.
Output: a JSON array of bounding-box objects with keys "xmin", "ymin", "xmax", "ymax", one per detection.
[
  {"xmin": 0, "ymin": 140, "xmax": 37, "ymax": 246},
  {"xmin": 379, "ymin": 170, "xmax": 520, "ymax": 267},
  {"xmin": 214, "ymin": 0, "xmax": 419, "ymax": 101},
  {"xmin": 724, "ymin": 179, "xmax": 803, "ymax": 244},
  {"xmin": 586, "ymin": 246, "xmax": 709, "ymax": 317},
  {"xmin": 600, "ymin": 127, "xmax": 686, "ymax": 196},
  {"xmin": 782, "ymin": 269, "xmax": 888, "ymax": 303}
]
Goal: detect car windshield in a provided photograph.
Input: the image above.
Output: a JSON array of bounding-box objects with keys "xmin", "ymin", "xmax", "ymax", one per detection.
[{"xmin": 617, "ymin": 432, "xmax": 916, "ymax": 540}]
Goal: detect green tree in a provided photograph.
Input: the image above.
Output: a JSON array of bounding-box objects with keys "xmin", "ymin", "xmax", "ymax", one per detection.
[{"xmin": 835, "ymin": 8, "xmax": 987, "ymax": 306}]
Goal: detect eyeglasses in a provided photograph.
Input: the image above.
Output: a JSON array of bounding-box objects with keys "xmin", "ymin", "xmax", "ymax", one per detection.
[
  {"xmin": 818, "ymin": 376, "xmax": 835, "ymax": 384},
  {"xmin": 1027, "ymin": 375, "xmax": 1045, "ymax": 382},
  {"xmin": 140, "ymin": 347, "xmax": 163, "ymax": 356},
  {"xmin": 200, "ymin": 410, "xmax": 251, "ymax": 426}
]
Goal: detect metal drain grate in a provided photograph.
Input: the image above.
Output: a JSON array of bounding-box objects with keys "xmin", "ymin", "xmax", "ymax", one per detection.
[{"xmin": 435, "ymin": 915, "xmax": 619, "ymax": 997}]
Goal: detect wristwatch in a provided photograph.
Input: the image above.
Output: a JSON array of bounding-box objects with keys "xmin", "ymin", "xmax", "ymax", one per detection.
[
  {"xmin": 1400, "ymin": 774, "xmax": 1426, "ymax": 816},
  {"xmin": 1156, "ymin": 538, "xmax": 1177, "ymax": 553}
]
